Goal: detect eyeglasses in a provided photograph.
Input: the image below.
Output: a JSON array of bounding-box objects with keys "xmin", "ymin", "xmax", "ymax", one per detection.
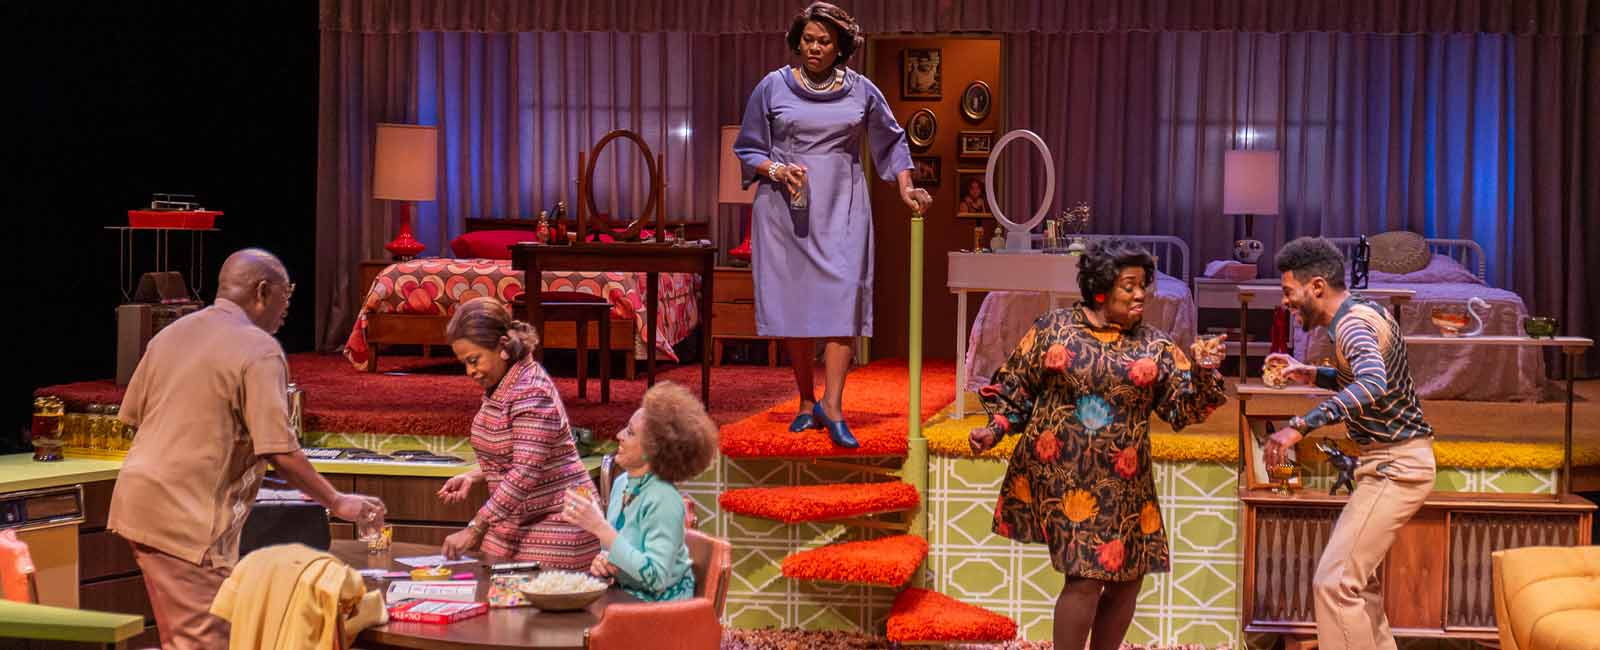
[{"xmin": 259, "ymin": 280, "xmax": 295, "ymax": 298}]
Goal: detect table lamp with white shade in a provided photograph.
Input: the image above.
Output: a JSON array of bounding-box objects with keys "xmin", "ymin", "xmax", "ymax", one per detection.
[
  {"xmin": 1222, "ymin": 149, "xmax": 1280, "ymax": 265},
  {"xmin": 719, "ymin": 125, "xmax": 757, "ymax": 265},
  {"xmin": 373, "ymin": 123, "xmax": 438, "ymax": 260}
]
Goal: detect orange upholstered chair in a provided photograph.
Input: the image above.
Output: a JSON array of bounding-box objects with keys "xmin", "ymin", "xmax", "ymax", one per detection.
[
  {"xmin": 583, "ymin": 529, "xmax": 731, "ymax": 650},
  {"xmin": 1493, "ymin": 545, "xmax": 1600, "ymax": 650}
]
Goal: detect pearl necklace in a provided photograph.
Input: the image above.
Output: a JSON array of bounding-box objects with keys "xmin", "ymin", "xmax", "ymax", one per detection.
[{"xmin": 800, "ymin": 67, "xmax": 841, "ymax": 93}]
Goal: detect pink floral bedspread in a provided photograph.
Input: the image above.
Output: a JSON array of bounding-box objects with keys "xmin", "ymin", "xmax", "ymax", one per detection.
[{"xmin": 342, "ymin": 258, "xmax": 700, "ymax": 369}]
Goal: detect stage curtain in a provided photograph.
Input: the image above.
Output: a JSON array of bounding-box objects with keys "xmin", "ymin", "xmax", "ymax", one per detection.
[
  {"xmin": 319, "ymin": 0, "xmax": 1594, "ymax": 37},
  {"xmin": 999, "ymin": 28, "xmax": 1597, "ymax": 374}
]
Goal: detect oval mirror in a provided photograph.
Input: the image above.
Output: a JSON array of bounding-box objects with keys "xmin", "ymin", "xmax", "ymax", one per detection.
[{"xmin": 985, "ymin": 129, "xmax": 1055, "ymax": 253}]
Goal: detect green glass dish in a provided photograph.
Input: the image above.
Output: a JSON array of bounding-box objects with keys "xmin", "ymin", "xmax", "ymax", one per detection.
[{"xmin": 1523, "ymin": 316, "xmax": 1559, "ymax": 339}]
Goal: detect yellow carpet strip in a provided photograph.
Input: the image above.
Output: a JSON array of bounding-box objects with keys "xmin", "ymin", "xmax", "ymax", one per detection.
[{"xmin": 923, "ymin": 405, "xmax": 1600, "ymax": 469}]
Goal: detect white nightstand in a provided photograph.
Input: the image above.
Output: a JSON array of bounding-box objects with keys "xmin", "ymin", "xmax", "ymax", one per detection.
[{"xmin": 1193, "ymin": 277, "xmax": 1280, "ymax": 380}]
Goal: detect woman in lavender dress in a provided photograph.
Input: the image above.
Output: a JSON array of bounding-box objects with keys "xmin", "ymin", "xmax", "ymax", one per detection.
[{"xmin": 733, "ymin": 2, "xmax": 931, "ymax": 448}]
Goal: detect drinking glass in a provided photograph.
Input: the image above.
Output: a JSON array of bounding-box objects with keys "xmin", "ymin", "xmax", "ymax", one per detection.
[{"xmin": 358, "ymin": 511, "xmax": 392, "ymax": 553}]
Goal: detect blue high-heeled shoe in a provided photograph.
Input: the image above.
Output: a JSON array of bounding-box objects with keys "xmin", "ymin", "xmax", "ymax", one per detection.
[
  {"xmin": 812, "ymin": 403, "xmax": 859, "ymax": 449},
  {"xmin": 788, "ymin": 408, "xmax": 820, "ymax": 433}
]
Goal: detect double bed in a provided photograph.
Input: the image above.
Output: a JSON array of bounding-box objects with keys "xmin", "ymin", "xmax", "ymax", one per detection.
[
  {"xmin": 1295, "ymin": 237, "xmax": 1545, "ymax": 402},
  {"xmin": 962, "ymin": 235, "xmax": 1198, "ymax": 393},
  {"xmin": 342, "ymin": 217, "xmax": 707, "ymax": 376}
]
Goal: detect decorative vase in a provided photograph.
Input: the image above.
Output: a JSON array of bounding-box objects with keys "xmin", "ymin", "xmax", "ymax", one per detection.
[{"xmin": 1233, "ymin": 239, "xmax": 1264, "ymax": 264}]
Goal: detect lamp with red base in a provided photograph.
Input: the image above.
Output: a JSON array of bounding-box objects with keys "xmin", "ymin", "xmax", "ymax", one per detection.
[
  {"xmin": 719, "ymin": 125, "xmax": 757, "ymax": 266},
  {"xmin": 373, "ymin": 123, "xmax": 438, "ymax": 261}
]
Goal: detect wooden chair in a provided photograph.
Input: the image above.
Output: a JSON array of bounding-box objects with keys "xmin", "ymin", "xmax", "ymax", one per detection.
[{"xmin": 513, "ymin": 291, "xmax": 613, "ymax": 403}]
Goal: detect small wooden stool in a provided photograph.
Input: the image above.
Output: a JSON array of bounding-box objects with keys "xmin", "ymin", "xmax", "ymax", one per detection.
[{"xmin": 514, "ymin": 292, "xmax": 613, "ymax": 403}]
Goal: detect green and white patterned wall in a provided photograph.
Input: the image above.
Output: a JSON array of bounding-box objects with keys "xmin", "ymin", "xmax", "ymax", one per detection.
[{"xmin": 684, "ymin": 454, "xmax": 1555, "ymax": 647}]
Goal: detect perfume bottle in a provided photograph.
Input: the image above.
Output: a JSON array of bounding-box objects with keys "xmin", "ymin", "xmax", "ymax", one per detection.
[
  {"xmin": 989, "ymin": 227, "xmax": 1006, "ymax": 252},
  {"xmin": 536, "ymin": 210, "xmax": 550, "ymax": 244}
]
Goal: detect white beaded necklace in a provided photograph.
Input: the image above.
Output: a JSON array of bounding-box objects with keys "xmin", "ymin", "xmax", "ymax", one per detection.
[{"xmin": 799, "ymin": 66, "xmax": 842, "ymax": 93}]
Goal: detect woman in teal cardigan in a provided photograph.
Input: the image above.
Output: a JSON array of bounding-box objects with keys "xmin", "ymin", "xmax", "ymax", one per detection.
[{"xmin": 563, "ymin": 382, "xmax": 719, "ymax": 601}]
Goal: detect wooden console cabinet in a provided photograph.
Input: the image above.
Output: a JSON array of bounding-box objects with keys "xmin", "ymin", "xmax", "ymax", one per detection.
[{"xmin": 1242, "ymin": 490, "xmax": 1594, "ymax": 641}]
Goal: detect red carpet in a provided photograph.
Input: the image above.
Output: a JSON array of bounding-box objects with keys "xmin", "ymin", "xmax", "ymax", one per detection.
[
  {"xmin": 718, "ymin": 359, "xmax": 956, "ymax": 458},
  {"xmin": 36, "ymin": 353, "xmax": 800, "ymax": 438}
]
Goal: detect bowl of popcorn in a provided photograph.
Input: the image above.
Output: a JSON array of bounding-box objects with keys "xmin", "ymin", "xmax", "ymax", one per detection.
[
  {"xmin": 1262, "ymin": 355, "xmax": 1292, "ymax": 389},
  {"xmin": 515, "ymin": 570, "xmax": 609, "ymax": 611}
]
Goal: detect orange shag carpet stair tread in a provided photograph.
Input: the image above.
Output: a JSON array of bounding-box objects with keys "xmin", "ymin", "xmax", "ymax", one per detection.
[
  {"xmin": 718, "ymin": 359, "xmax": 956, "ymax": 459},
  {"xmin": 781, "ymin": 534, "xmax": 929, "ymax": 587},
  {"xmin": 886, "ymin": 587, "xmax": 1018, "ymax": 643},
  {"xmin": 718, "ymin": 482, "xmax": 920, "ymax": 523}
]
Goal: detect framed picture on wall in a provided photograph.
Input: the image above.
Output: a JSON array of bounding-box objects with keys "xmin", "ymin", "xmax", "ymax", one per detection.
[
  {"xmin": 906, "ymin": 109, "xmax": 937, "ymax": 149},
  {"xmin": 902, "ymin": 48, "xmax": 942, "ymax": 100},
  {"xmin": 956, "ymin": 169, "xmax": 992, "ymax": 218},
  {"xmin": 911, "ymin": 156, "xmax": 941, "ymax": 188},
  {"xmin": 961, "ymin": 81, "xmax": 992, "ymax": 121},
  {"xmin": 958, "ymin": 130, "xmax": 995, "ymax": 159}
]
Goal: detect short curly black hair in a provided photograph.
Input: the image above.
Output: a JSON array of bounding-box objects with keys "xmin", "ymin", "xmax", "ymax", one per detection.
[
  {"xmin": 637, "ymin": 382, "xmax": 719, "ymax": 484},
  {"xmin": 1275, "ymin": 236, "xmax": 1347, "ymax": 290},
  {"xmin": 1077, "ymin": 238, "xmax": 1157, "ymax": 307},
  {"xmin": 786, "ymin": 2, "xmax": 863, "ymax": 65}
]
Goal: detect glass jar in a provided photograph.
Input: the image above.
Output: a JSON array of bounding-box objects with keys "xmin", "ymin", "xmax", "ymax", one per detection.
[
  {"xmin": 104, "ymin": 405, "xmax": 125, "ymax": 451},
  {"xmin": 31, "ymin": 397, "xmax": 65, "ymax": 462},
  {"xmin": 62, "ymin": 409, "xmax": 88, "ymax": 449},
  {"xmin": 86, "ymin": 404, "xmax": 109, "ymax": 451}
]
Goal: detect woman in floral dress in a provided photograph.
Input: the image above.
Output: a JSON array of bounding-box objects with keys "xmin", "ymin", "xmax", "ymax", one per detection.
[{"xmin": 970, "ymin": 239, "xmax": 1228, "ymax": 650}]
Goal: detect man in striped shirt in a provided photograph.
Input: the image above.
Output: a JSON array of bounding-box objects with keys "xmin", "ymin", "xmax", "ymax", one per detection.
[{"xmin": 1262, "ymin": 236, "xmax": 1436, "ymax": 650}]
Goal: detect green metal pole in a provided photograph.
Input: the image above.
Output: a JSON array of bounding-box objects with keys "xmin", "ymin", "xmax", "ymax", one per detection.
[{"xmin": 907, "ymin": 213, "xmax": 929, "ymax": 589}]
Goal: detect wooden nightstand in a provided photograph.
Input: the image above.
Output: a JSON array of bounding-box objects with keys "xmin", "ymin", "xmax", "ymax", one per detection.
[{"xmin": 711, "ymin": 266, "xmax": 780, "ymax": 366}]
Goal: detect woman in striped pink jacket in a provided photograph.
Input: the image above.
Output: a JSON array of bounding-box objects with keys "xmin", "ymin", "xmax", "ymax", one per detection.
[{"xmin": 436, "ymin": 297, "xmax": 600, "ymax": 570}]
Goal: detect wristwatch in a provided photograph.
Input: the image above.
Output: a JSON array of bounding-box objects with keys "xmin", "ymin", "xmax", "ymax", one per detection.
[
  {"xmin": 467, "ymin": 518, "xmax": 487, "ymax": 534},
  {"xmin": 1288, "ymin": 415, "xmax": 1311, "ymax": 434}
]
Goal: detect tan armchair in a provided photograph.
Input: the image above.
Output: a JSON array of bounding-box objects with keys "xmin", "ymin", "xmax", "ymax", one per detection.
[{"xmin": 1492, "ymin": 545, "xmax": 1600, "ymax": 650}]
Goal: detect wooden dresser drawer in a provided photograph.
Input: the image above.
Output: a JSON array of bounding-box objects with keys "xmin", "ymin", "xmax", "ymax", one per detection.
[
  {"xmin": 352, "ymin": 475, "xmax": 488, "ymax": 523},
  {"xmin": 712, "ymin": 302, "xmax": 759, "ymax": 338},
  {"xmin": 712, "ymin": 268, "xmax": 754, "ymax": 304}
]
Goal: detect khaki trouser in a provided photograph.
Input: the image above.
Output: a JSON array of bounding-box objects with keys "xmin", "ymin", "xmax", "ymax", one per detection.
[
  {"xmin": 131, "ymin": 542, "xmax": 231, "ymax": 650},
  {"xmin": 1313, "ymin": 436, "xmax": 1436, "ymax": 650}
]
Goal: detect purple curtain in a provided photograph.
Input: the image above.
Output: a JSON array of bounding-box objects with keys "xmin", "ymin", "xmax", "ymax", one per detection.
[
  {"xmin": 320, "ymin": 0, "xmax": 1594, "ymax": 37},
  {"xmin": 1000, "ymin": 29, "xmax": 1598, "ymax": 374}
]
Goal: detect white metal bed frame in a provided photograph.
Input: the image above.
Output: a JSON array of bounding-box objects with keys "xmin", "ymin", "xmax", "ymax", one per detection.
[{"xmin": 1324, "ymin": 236, "xmax": 1488, "ymax": 284}]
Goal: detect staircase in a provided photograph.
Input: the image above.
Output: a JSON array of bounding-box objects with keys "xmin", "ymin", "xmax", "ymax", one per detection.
[{"xmin": 716, "ymin": 364, "xmax": 1016, "ymax": 644}]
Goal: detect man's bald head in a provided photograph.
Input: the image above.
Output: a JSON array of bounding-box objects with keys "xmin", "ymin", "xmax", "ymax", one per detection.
[{"xmin": 216, "ymin": 248, "xmax": 292, "ymax": 333}]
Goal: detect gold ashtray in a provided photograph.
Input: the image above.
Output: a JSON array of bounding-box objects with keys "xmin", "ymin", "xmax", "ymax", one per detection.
[
  {"xmin": 1267, "ymin": 463, "xmax": 1301, "ymax": 494},
  {"xmin": 411, "ymin": 566, "xmax": 453, "ymax": 581}
]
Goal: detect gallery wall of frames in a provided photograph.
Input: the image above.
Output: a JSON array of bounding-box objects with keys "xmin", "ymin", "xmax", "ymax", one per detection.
[{"xmin": 869, "ymin": 36, "xmax": 1002, "ymax": 361}]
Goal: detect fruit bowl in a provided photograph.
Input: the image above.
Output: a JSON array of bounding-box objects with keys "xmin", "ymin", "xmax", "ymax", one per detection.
[{"xmin": 1430, "ymin": 309, "xmax": 1471, "ymax": 337}]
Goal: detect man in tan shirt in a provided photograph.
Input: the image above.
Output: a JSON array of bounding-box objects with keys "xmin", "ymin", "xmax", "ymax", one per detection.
[{"xmin": 112, "ymin": 248, "xmax": 385, "ymax": 650}]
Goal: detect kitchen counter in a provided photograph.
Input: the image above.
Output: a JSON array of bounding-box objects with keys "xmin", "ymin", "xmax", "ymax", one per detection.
[
  {"xmin": 0, "ymin": 455, "xmax": 123, "ymax": 492},
  {"xmin": 0, "ymin": 600, "xmax": 144, "ymax": 644},
  {"xmin": 0, "ymin": 452, "xmax": 604, "ymax": 492}
]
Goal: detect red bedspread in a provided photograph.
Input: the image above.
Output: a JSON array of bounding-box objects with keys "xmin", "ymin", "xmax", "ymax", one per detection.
[{"xmin": 342, "ymin": 258, "xmax": 700, "ymax": 369}]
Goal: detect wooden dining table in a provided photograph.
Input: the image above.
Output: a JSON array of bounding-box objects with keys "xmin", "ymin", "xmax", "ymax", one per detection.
[
  {"xmin": 509, "ymin": 242, "xmax": 717, "ymax": 406},
  {"xmin": 333, "ymin": 540, "xmax": 640, "ymax": 650}
]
